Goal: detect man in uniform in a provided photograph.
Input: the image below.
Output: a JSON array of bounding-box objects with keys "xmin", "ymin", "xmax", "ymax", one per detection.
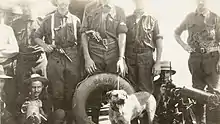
[
  {"xmin": 153, "ymin": 61, "xmax": 176, "ymax": 105},
  {"xmin": 0, "ymin": 8, "xmax": 19, "ymax": 115},
  {"xmin": 80, "ymin": 0, "xmax": 128, "ymax": 123},
  {"xmin": 10, "ymin": 5, "xmax": 48, "ymax": 95},
  {"xmin": 81, "ymin": 0, "xmax": 128, "ymax": 76},
  {"xmin": 34, "ymin": 0, "xmax": 81, "ymax": 112},
  {"xmin": 153, "ymin": 61, "xmax": 177, "ymax": 124},
  {"xmin": 126, "ymin": 0, "xmax": 163, "ymax": 93},
  {"xmin": 174, "ymin": 0, "xmax": 220, "ymax": 123}
]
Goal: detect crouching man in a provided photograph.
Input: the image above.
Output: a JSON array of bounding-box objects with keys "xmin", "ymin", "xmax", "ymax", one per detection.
[{"xmin": 16, "ymin": 74, "xmax": 66, "ymax": 124}]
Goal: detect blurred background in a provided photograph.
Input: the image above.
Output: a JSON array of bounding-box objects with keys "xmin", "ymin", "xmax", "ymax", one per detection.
[{"xmin": 1, "ymin": 0, "xmax": 220, "ymax": 87}]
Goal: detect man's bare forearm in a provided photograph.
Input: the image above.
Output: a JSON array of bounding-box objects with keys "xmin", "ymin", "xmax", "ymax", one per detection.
[
  {"xmin": 155, "ymin": 38, "xmax": 163, "ymax": 63},
  {"xmin": 81, "ymin": 33, "xmax": 91, "ymax": 59},
  {"xmin": 35, "ymin": 38, "xmax": 47, "ymax": 47},
  {"xmin": 174, "ymin": 33, "xmax": 186, "ymax": 47},
  {"xmin": 118, "ymin": 33, "xmax": 126, "ymax": 59}
]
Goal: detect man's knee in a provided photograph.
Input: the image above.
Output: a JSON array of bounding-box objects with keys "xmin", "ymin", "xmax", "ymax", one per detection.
[{"xmin": 50, "ymin": 109, "xmax": 66, "ymax": 124}]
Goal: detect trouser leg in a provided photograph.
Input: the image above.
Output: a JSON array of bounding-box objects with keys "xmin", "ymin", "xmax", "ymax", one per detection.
[
  {"xmin": 137, "ymin": 52, "xmax": 154, "ymax": 93},
  {"xmin": 47, "ymin": 54, "xmax": 65, "ymax": 110},
  {"xmin": 188, "ymin": 54, "xmax": 206, "ymax": 124},
  {"xmin": 203, "ymin": 52, "xmax": 220, "ymax": 124},
  {"xmin": 3, "ymin": 62, "xmax": 17, "ymax": 115}
]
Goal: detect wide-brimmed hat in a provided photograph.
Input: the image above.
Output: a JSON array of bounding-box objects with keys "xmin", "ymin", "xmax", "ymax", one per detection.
[
  {"xmin": 24, "ymin": 73, "xmax": 48, "ymax": 86},
  {"xmin": 0, "ymin": 65, "xmax": 12, "ymax": 79},
  {"xmin": 160, "ymin": 61, "xmax": 176, "ymax": 75}
]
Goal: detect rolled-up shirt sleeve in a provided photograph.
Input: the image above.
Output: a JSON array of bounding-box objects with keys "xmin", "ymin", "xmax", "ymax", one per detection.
[
  {"xmin": 117, "ymin": 8, "xmax": 128, "ymax": 34},
  {"xmin": 34, "ymin": 19, "xmax": 47, "ymax": 39},
  {"xmin": 175, "ymin": 13, "xmax": 191, "ymax": 35},
  {"xmin": 153, "ymin": 20, "xmax": 163, "ymax": 41}
]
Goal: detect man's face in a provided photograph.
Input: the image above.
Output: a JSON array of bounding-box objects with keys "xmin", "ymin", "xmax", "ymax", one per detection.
[
  {"xmin": 30, "ymin": 81, "xmax": 43, "ymax": 97},
  {"xmin": 162, "ymin": 70, "xmax": 172, "ymax": 80},
  {"xmin": 56, "ymin": 0, "xmax": 70, "ymax": 12},
  {"xmin": 196, "ymin": 0, "xmax": 208, "ymax": 14},
  {"xmin": 0, "ymin": 79, "xmax": 5, "ymax": 91}
]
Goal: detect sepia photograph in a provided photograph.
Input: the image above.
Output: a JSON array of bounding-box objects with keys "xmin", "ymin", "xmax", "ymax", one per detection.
[{"xmin": 0, "ymin": 0, "xmax": 220, "ymax": 124}]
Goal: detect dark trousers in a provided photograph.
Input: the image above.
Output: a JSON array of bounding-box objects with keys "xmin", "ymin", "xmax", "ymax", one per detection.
[
  {"xmin": 188, "ymin": 51, "xmax": 220, "ymax": 124},
  {"xmin": 126, "ymin": 47, "xmax": 154, "ymax": 124},
  {"xmin": 88, "ymin": 41, "xmax": 118, "ymax": 73},
  {"xmin": 126, "ymin": 47, "xmax": 154, "ymax": 93},
  {"xmin": 16, "ymin": 52, "xmax": 47, "ymax": 94},
  {"xmin": 47, "ymin": 47, "xmax": 79, "ymax": 110},
  {"xmin": 87, "ymin": 41, "xmax": 118, "ymax": 124},
  {"xmin": 1, "ymin": 58, "xmax": 17, "ymax": 115}
]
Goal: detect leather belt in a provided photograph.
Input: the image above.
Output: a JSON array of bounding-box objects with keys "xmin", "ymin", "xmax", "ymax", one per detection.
[
  {"xmin": 58, "ymin": 42, "xmax": 78, "ymax": 49},
  {"xmin": 193, "ymin": 46, "xmax": 219, "ymax": 54},
  {"xmin": 127, "ymin": 47, "xmax": 153, "ymax": 54},
  {"xmin": 102, "ymin": 39, "xmax": 115, "ymax": 46}
]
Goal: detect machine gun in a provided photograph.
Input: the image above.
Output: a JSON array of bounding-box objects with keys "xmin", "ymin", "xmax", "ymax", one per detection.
[{"xmin": 156, "ymin": 81, "xmax": 220, "ymax": 124}]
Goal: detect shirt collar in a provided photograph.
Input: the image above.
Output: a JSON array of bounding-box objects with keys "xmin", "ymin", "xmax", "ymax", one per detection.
[
  {"xmin": 195, "ymin": 9, "xmax": 210, "ymax": 17},
  {"xmin": 55, "ymin": 10, "xmax": 71, "ymax": 18},
  {"xmin": 95, "ymin": 3, "xmax": 116, "ymax": 18}
]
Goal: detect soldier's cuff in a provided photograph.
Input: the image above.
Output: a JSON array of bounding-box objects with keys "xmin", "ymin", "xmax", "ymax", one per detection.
[
  {"xmin": 80, "ymin": 27, "xmax": 88, "ymax": 33},
  {"xmin": 117, "ymin": 22, "xmax": 128, "ymax": 34},
  {"xmin": 155, "ymin": 34, "xmax": 163, "ymax": 40}
]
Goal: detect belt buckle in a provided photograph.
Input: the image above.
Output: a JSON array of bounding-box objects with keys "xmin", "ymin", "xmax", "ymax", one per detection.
[
  {"xmin": 102, "ymin": 39, "xmax": 108, "ymax": 49},
  {"xmin": 200, "ymin": 48, "xmax": 206, "ymax": 54},
  {"xmin": 103, "ymin": 39, "xmax": 108, "ymax": 46}
]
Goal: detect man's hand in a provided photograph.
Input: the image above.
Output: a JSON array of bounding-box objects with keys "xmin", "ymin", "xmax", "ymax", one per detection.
[
  {"xmin": 182, "ymin": 44, "xmax": 195, "ymax": 53},
  {"xmin": 85, "ymin": 57, "xmax": 97, "ymax": 74},
  {"xmin": 42, "ymin": 44, "xmax": 55, "ymax": 53},
  {"xmin": 216, "ymin": 60, "xmax": 220, "ymax": 74},
  {"xmin": 152, "ymin": 62, "xmax": 161, "ymax": 76},
  {"xmin": 116, "ymin": 57, "xmax": 128, "ymax": 77}
]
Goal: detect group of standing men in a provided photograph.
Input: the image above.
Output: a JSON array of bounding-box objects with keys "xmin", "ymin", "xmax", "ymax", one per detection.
[{"xmin": 1, "ymin": 0, "xmax": 220, "ymax": 124}]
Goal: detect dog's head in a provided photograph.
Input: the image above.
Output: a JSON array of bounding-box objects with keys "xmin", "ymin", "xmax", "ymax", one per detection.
[{"xmin": 106, "ymin": 90, "xmax": 128, "ymax": 105}]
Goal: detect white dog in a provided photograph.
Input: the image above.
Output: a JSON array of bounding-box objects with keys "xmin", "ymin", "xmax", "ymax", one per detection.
[{"xmin": 107, "ymin": 90, "xmax": 156, "ymax": 124}]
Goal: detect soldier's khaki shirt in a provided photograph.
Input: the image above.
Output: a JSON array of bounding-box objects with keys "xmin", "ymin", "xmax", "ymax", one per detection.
[{"xmin": 175, "ymin": 11, "xmax": 220, "ymax": 49}]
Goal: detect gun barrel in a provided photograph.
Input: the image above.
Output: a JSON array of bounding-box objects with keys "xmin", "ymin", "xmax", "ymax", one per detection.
[{"xmin": 180, "ymin": 87, "xmax": 213, "ymax": 104}]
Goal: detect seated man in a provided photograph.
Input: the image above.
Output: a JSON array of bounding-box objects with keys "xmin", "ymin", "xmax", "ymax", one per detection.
[
  {"xmin": 16, "ymin": 74, "xmax": 66, "ymax": 124},
  {"xmin": 0, "ymin": 65, "xmax": 17, "ymax": 124},
  {"xmin": 153, "ymin": 61, "xmax": 177, "ymax": 124},
  {"xmin": 153, "ymin": 61, "xmax": 176, "ymax": 104}
]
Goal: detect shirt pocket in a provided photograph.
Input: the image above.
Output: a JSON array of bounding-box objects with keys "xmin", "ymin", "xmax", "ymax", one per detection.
[
  {"xmin": 89, "ymin": 13, "xmax": 102, "ymax": 30},
  {"xmin": 106, "ymin": 16, "xmax": 119, "ymax": 33},
  {"xmin": 66, "ymin": 23, "xmax": 77, "ymax": 42}
]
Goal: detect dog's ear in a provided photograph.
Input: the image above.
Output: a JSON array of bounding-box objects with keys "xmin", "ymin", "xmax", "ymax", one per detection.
[{"xmin": 121, "ymin": 90, "xmax": 128, "ymax": 99}]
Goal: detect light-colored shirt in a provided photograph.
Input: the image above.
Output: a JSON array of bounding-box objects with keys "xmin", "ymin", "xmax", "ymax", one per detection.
[{"xmin": 0, "ymin": 24, "xmax": 19, "ymax": 63}]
